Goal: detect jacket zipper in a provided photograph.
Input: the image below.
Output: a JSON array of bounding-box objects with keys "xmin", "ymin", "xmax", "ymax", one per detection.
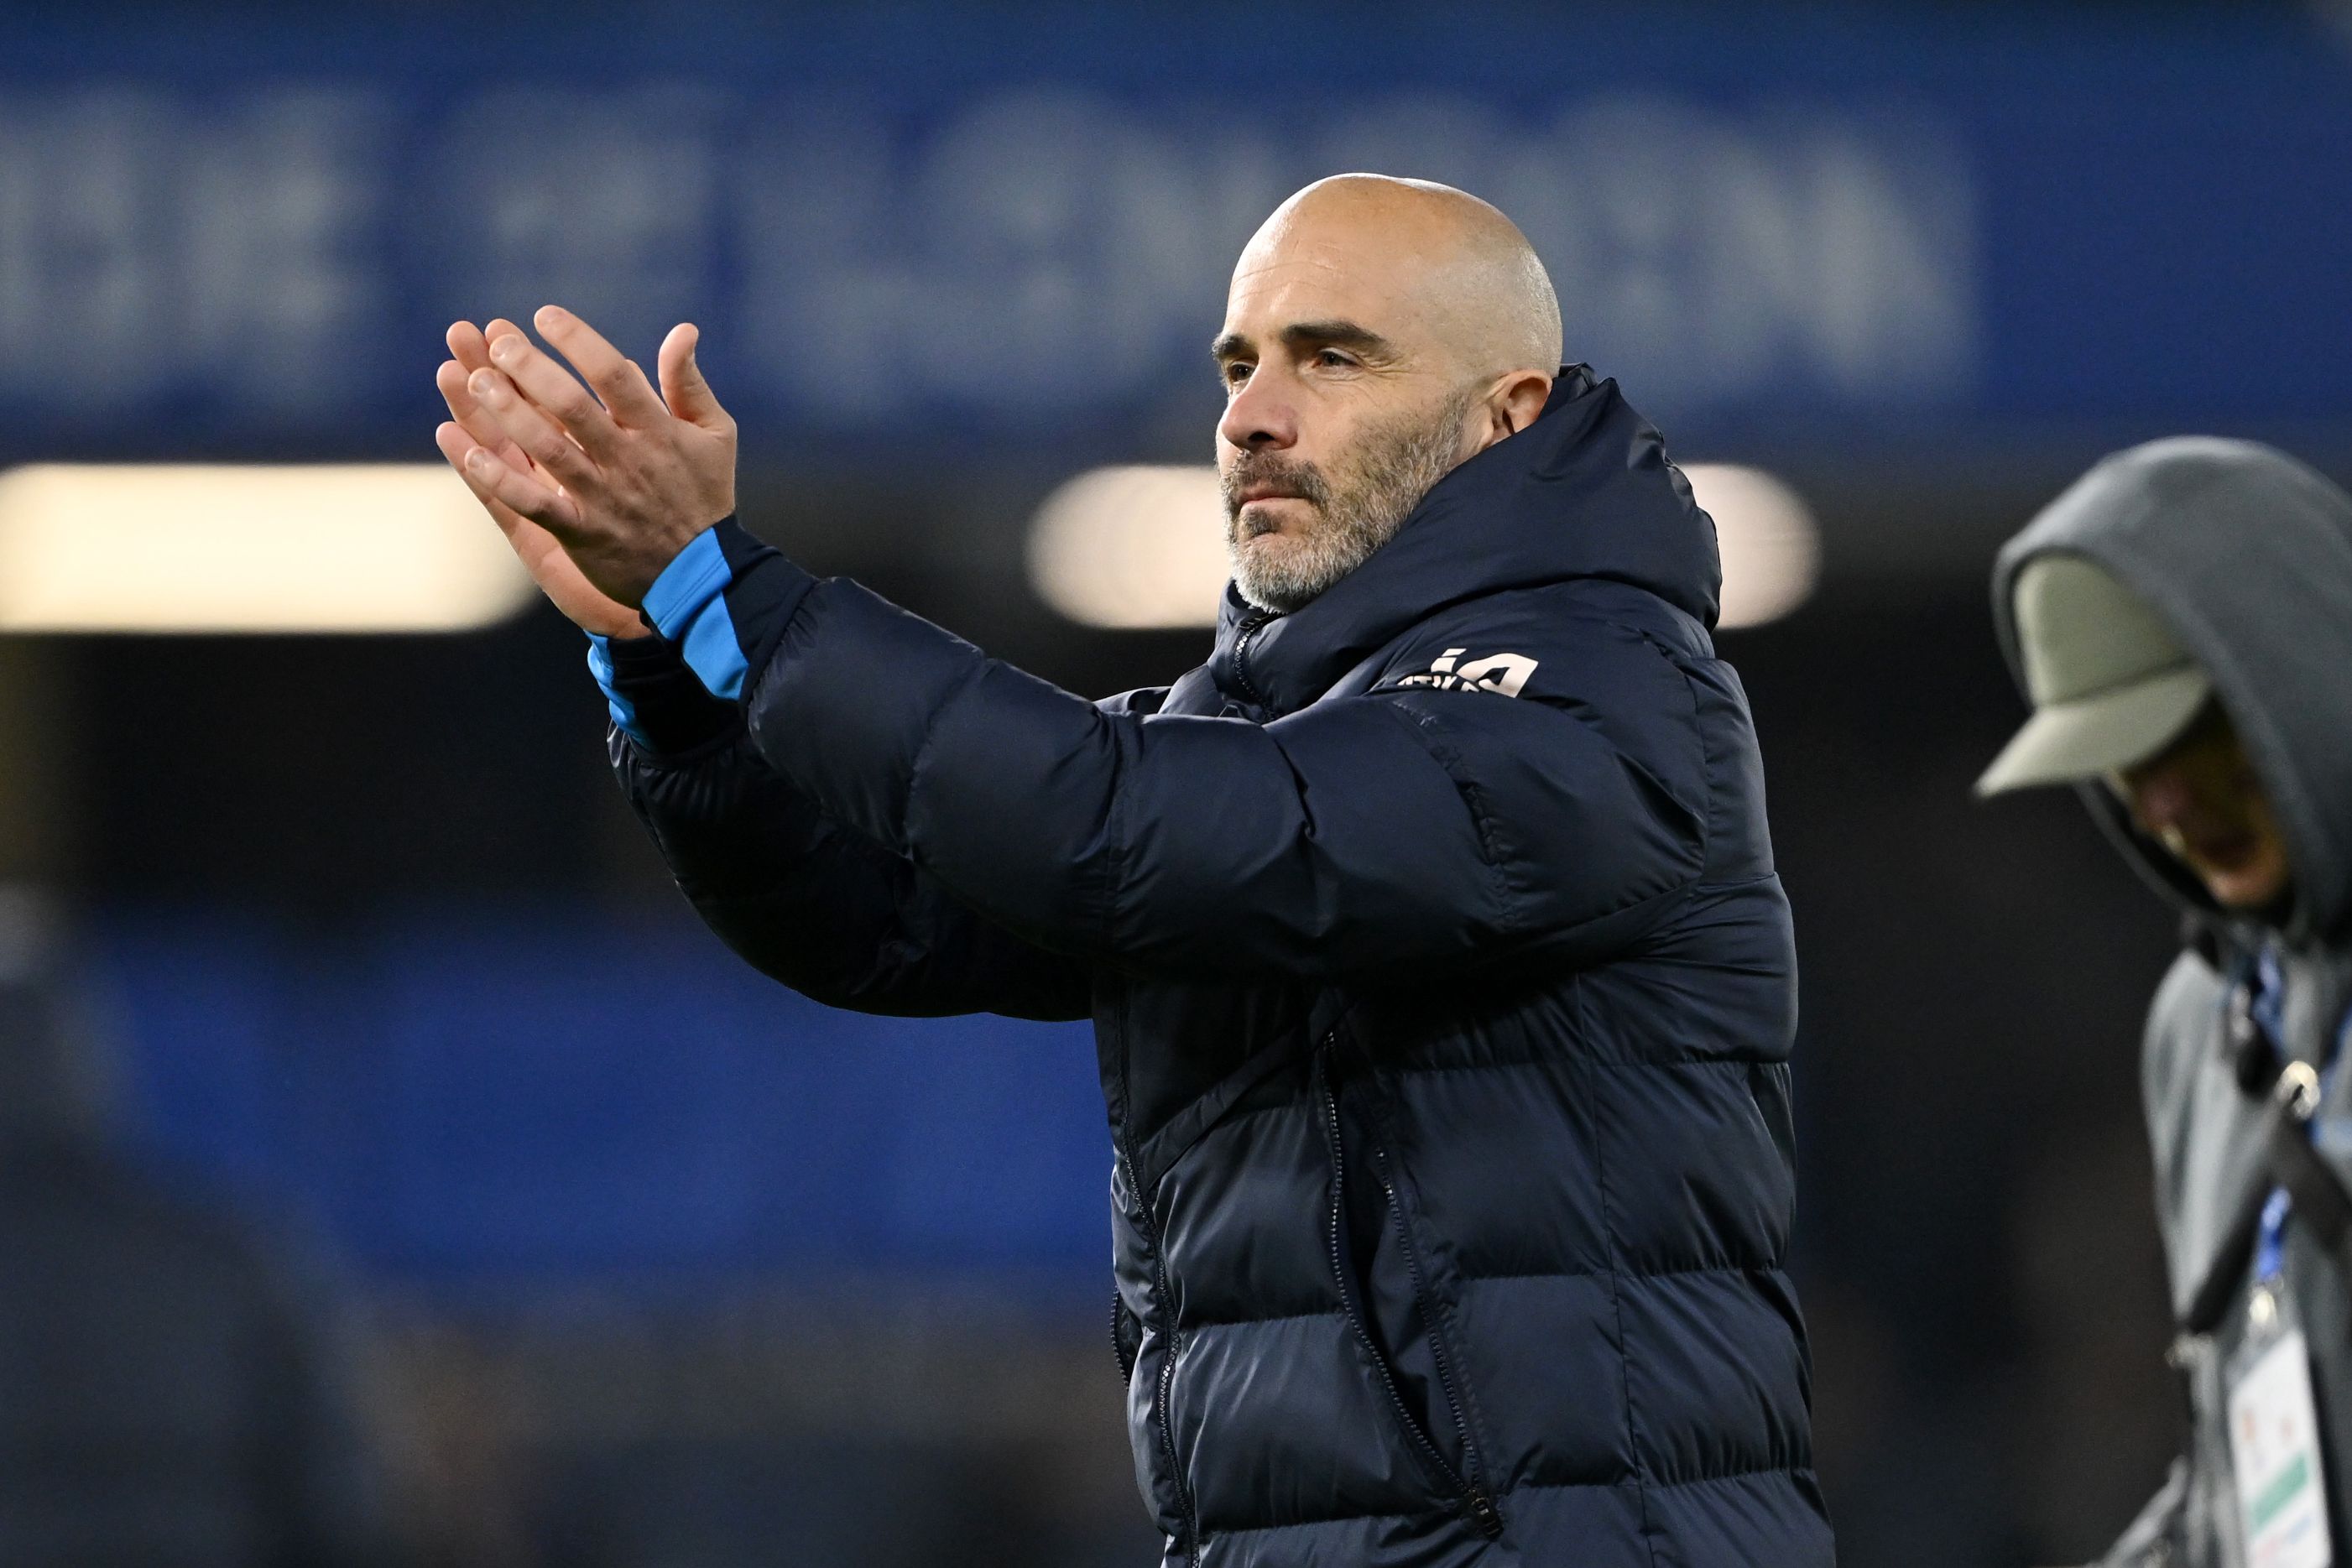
[
  {"xmin": 1112, "ymin": 1289, "xmax": 1136, "ymax": 1385},
  {"xmin": 1120, "ymin": 1142, "xmax": 1202, "ymax": 1563},
  {"xmin": 1316, "ymin": 1037, "xmax": 1505, "ymax": 1539},
  {"xmin": 1230, "ymin": 611, "xmax": 1275, "ymax": 711},
  {"xmin": 1368, "ymin": 1127, "xmax": 1504, "ymax": 1538}
]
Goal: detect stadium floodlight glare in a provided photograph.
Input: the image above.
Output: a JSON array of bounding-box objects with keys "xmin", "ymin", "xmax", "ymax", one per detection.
[
  {"xmin": 1683, "ymin": 463, "xmax": 1820, "ymax": 631},
  {"xmin": 1027, "ymin": 460, "xmax": 1820, "ymax": 632},
  {"xmin": 0, "ymin": 464, "xmax": 536, "ymax": 633},
  {"xmin": 1027, "ymin": 464, "xmax": 1231, "ymax": 630}
]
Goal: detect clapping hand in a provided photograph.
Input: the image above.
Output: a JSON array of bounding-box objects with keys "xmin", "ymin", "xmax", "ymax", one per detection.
[{"xmin": 432, "ymin": 306, "xmax": 738, "ymax": 625}]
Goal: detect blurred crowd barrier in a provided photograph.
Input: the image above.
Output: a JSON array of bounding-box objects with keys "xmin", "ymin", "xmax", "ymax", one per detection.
[{"xmin": 91, "ymin": 907, "xmax": 1111, "ymax": 1284}]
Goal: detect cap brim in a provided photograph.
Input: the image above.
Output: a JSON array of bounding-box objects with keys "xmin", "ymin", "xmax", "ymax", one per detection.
[{"xmin": 1975, "ymin": 665, "xmax": 2210, "ymax": 797}]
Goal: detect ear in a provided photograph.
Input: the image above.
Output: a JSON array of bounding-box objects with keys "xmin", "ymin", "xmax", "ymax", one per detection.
[{"xmin": 1473, "ymin": 369, "xmax": 1554, "ymax": 451}]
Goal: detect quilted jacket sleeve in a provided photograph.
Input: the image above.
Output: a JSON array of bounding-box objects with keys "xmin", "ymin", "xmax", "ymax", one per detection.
[
  {"xmin": 649, "ymin": 520, "xmax": 1715, "ymax": 984},
  {"xmin": 601, "ymin": 629, "xmax": 1092, "ymax": 1021}
]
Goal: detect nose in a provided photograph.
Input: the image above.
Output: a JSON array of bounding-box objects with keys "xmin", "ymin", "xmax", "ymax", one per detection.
[
  {"xmin": 2125, "ymin": 759, "xmax": 2198, "ymax": 836},
  {"xmin": 1218, "ymin": 369, "xmax": 1299, "ymax": 454}
]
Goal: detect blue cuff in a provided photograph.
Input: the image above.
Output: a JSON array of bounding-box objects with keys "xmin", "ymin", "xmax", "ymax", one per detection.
[
  {"xmin": 586, "ymin": 633, "xmax": 646, "ymax": 742},
  {"xmin": 642, "ymin": 526, "xmax": 751, "ymax": 701},
  {"xmin": 584, "ymin": 628, "xmax": 742, "ymax": 755}
]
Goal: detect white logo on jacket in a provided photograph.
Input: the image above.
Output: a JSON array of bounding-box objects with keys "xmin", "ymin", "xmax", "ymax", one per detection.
[{"xmin": 1393, "ymin": 648, "xmax": 1538, "ymax": 698}]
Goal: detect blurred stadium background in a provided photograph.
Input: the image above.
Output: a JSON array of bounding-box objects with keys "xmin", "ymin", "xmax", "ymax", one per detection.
[{"xmin": 3, "ymin": 2, "xmax": 2349, "ymax": 1562}]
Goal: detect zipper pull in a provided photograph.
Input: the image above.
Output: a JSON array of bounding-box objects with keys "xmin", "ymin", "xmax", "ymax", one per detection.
[{"xmin": 1466, "ymin": 1488, "xmax": 1505, "ymax": 1539}]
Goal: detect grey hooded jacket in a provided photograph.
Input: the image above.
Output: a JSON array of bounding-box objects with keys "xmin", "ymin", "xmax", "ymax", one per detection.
[{"xmin": 1990, "ymin": 439, "xmax": 2352, "ymax": 1568}]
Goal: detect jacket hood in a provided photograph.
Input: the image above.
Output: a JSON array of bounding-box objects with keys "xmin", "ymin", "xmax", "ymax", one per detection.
[
  {"xmin": 1990, "ymin": 438, "xmax": 2352, "ymax": 943},
  {"xmin": 1208, "ymin": 365, "xmax": 1720, "ymax": 715}
]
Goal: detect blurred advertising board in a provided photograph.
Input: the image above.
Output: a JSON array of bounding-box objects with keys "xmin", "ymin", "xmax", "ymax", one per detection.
[{"xmin": 0, "ymin": 3, "xmax": 2346, "ymax": 459}]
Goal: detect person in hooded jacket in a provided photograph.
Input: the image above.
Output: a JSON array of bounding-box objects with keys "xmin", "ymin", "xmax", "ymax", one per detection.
[
  {"xmin": 1977, "ymin": 438, "xmax": 2352, "ymax": 1568},
  {"xmin": 431, "ymin": 174, "xmax": 1832, "ymax": 1567}
]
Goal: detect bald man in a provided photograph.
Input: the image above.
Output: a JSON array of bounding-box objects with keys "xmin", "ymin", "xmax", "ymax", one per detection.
[{"xmin": 434, "ymin": 175, "xmax": 1831, "ymax": 1567}]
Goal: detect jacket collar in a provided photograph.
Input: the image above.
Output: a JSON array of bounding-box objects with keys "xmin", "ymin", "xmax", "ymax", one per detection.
[{"xmin": 1206, "ymin": 366, "xmax": 1720, "ymax": 716}]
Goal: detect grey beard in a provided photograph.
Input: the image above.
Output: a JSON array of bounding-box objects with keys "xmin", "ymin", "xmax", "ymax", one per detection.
[{"xmin": 1225, "ymin": 387, "xmax": 1478, "ymax": 615}]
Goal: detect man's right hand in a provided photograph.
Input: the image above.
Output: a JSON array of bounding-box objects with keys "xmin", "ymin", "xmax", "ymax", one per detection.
[{"xmin": 435, "ymin": 319, "xmax": 649, "ymax": 640}]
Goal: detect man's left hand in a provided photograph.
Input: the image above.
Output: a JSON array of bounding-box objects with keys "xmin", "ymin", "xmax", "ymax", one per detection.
[{"xmin": 450, "ymin": 305, "xmax": 738, "ymax": 607}]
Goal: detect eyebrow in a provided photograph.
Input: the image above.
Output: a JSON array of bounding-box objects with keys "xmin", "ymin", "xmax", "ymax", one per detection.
[{"xmin": 1210, "ymin": 319, "xmax": 1397, "ymax": 362}]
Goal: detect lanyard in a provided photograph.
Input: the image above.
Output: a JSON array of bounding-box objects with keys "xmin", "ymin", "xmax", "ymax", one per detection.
[{"xmin": 2250, "ymin": 946, "xmax": 2352, "ymax": 1285}]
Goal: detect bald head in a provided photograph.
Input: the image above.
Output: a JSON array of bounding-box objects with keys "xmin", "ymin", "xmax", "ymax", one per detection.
[
  {"xmin": 1238, "ymin": 175, "xmax": 1562, "ymax": 379},
  {"xmin": 1213, "ymin": 175, "xmax": 1563, "ymax": 614}
]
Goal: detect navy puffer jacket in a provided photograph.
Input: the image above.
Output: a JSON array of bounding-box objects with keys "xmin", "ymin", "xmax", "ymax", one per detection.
[{"xmin": 604, "ymin": 367, "xmax": 1833, "ymax": 1566}]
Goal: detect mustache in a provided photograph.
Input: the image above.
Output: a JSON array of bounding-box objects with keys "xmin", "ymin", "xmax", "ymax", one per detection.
[{"xmin": 1222, "ymin": 454, "xmax": 1332, "ymax": 528}]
